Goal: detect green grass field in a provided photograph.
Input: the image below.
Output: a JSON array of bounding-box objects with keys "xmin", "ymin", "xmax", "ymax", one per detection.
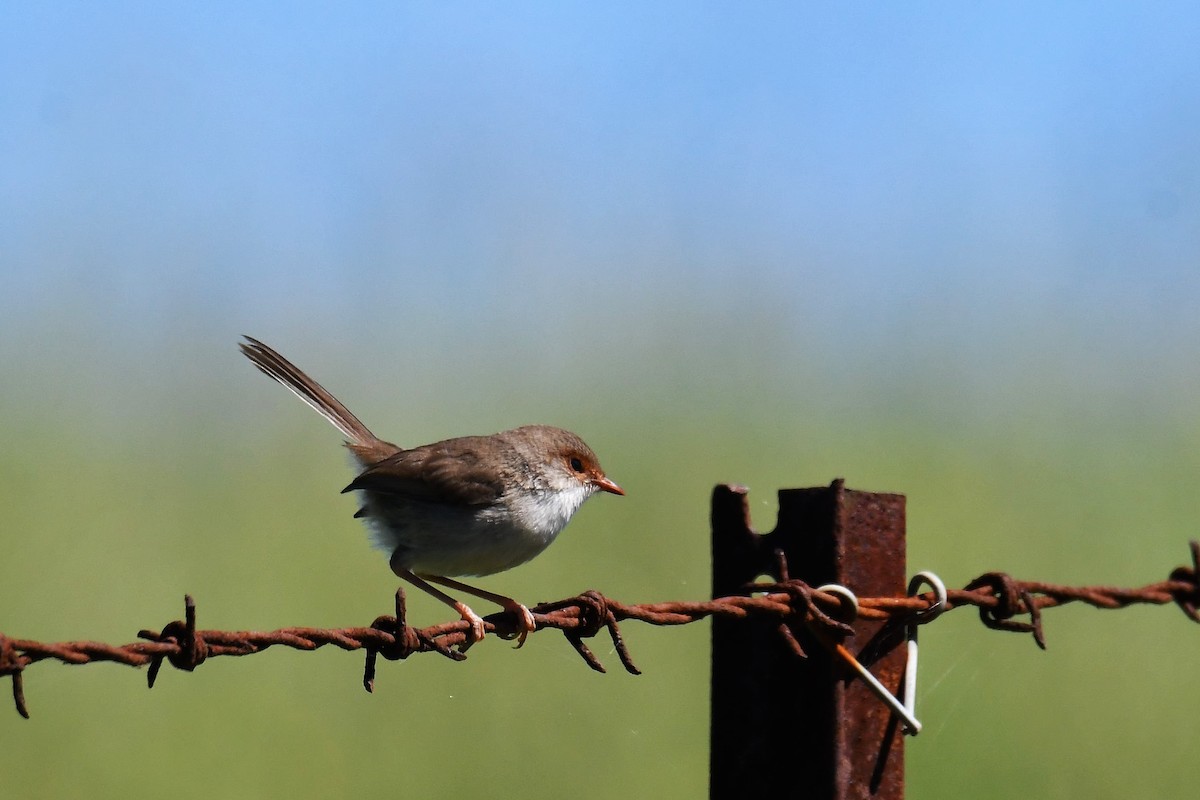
[{"xmin": 2, "ymin": 327, "xmax": 1196, "ymax": 799}]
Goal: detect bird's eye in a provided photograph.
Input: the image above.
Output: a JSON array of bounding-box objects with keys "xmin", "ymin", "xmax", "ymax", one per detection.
[{"xmin": 569, "ymin": 457, "xmax": 585, "ymax": 472}]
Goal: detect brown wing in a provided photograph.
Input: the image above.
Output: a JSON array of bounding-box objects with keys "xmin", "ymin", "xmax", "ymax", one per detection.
[{"xmin": 341, "ymin": 436, "xmax": 508, "ymax": 507}]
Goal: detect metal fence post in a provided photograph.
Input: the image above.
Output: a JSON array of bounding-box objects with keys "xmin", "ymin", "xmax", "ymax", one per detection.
[{"xmin": 710, "ymin": 479, "xmax": 907, "ymax": 799}]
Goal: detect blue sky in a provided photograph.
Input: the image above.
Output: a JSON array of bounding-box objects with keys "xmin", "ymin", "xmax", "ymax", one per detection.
[{"xmin": 2, "ymin": 4, "xmax": 1198, "ymax": 372}]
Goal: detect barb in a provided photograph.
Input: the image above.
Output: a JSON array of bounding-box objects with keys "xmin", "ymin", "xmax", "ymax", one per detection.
[{"xmin": 2, "ymin": 540, "xmax": 1197, "ymax": 718}]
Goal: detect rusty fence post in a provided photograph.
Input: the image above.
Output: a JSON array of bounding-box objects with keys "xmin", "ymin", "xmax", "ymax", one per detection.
[{"xmin": 710, "ymin": 479, "xmax": 907, "ymax": 799}]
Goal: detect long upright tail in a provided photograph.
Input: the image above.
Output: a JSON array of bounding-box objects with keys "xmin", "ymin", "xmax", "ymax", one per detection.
[{"xmin": 239, "ymin": 336, "xmax": 377, "ymax": 446}]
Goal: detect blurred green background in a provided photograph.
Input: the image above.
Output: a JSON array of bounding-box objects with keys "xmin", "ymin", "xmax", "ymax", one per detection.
[{"xmin": 3, "ymin": 3, "xmax": 1198, "ymax": 798}]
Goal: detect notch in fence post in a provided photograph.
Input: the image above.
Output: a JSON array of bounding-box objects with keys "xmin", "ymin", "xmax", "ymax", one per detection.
[{"xmin": 710, "ymin": 479, "xmax": 907, "ymax": 800}]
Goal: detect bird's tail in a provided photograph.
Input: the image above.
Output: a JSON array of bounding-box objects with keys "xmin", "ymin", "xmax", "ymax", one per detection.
[{"xmin": 240, "ymin": 336, "xmax": 377, "ymax": 446}]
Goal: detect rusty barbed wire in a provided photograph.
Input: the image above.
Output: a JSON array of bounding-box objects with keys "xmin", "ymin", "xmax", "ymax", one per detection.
[{"xmin": 1, "ymin": 540, "xmax": 1197, "ymax": 719}]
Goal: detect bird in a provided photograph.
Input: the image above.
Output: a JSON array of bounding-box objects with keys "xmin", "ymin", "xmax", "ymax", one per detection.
[{"xmin": 239, "ymin": 336, "xmax": 623, "ymax": 648}]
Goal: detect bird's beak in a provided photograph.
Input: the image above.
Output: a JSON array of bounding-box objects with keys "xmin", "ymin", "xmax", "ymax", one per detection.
[{"xmin": 594, "ymin": 475, "xmax": 625, "ymax": 496}]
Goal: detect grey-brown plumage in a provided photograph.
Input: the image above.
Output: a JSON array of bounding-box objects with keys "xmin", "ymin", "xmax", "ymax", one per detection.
[{"xmin": 239, "ymin": 336, "xmax": 623, "ymax": 646}]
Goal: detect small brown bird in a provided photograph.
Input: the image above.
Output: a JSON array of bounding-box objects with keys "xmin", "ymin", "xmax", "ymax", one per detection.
[{"xmin": 239, "ymin": 337, "xmax": 623, "ymax": 647}]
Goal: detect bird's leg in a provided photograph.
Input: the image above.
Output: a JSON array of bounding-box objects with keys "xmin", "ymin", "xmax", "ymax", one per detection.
[
  {"xmin": 420, "ymin": 574, "xmax": 537, "ymax": 648},
  {"xmin": 391, "ymin": 566, "xmax": 487, "ymax": 649}
]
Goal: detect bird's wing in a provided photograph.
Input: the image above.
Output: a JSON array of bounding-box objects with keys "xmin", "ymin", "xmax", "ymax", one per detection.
[{"xmin": 341, "ymin": 437, "xmax": 508, "ymax": 507}]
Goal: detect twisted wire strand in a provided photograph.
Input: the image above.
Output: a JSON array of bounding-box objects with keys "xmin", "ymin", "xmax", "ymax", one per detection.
[{"xmin": 1, "ymin": 540, "xmax": 1196, "ymax": 719}]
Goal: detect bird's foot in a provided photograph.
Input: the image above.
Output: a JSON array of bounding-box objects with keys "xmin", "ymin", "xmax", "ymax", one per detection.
[
  {"xmin": 453, "ymin": 602, "xmax": 487, "ymax": 652},
  {"xmin": 496, "ymin": 601, "xmax": 537, "ymax": 649}
]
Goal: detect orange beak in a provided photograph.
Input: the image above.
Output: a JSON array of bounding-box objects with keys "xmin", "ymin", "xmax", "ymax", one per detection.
[{"xmin": 594, "ymin": 475, "xmax": 625, "ymax": 496}]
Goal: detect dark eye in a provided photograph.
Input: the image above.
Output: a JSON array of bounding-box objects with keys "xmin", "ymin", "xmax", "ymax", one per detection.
[{"xmin": 569, "ymin": 457, "xmax": 584, "ymax": 472}]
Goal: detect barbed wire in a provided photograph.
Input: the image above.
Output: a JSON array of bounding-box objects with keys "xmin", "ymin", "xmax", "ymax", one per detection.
[{"xmin": 1, "ymin": 540, "xmax": 1196, "ymax": 719}]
